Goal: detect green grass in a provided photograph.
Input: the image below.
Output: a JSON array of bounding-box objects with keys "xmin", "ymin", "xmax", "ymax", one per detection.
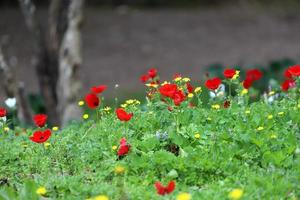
[{"xmin": 1, "ymin": 92, "xmax": 300, "ymax": 199}]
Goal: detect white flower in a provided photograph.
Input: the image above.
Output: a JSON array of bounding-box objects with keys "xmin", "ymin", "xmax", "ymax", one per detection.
[{"xmin": 5, "ymin": 98, "xmax": 16, "ymax": 108}]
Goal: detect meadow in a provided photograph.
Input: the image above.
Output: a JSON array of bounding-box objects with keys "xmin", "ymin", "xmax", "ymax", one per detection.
[{"xmin": 0, "ymin": 66, "xmax": 300, "ymax": 200}]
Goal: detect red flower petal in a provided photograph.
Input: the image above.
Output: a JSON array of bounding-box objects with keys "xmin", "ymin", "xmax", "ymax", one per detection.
[
  {"xmin": 165, "ymin": 181, "xmax": 176, "ymax": 194},
  {"xmin": 91, "ymin": 85, "xmax": 107, "ymax": 94},
  {"xmin": 30, "ymin": 129, "xmax": 52, "ymax": 143},
  {"xmin": 85, "ymin": 93, "xmax": 100, "ymax": 109},
  {"xmin": 205, "ymin": 77, "xmax": 222, "ymax": 90},
  {"xmin": 223, "ymin": 68, "xmax": 236, "ymax": 79},
  {"xmin": 246, "ymin": 69, "xmax": 263, "ymax": 81},
  {"xmin": 116, "ymin": 108, "xmax": 133, "ymax": 121},
  {"xmin": 33, "ymin": 114, "xmax": 48, "ymax": 128},
  {"xmin": 140, "ymin": 74, "xmax": 150, "ymax": 83},
  {"xmin": 148, "ymin": 68, "xmax": 158, "ymax": 78},
  {"xmin": 0, "ymin": 107, "xmax": 7, "ymax": 118}
]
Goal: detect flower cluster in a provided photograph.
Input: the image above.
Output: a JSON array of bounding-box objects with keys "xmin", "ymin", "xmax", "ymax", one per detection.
[
  {"xmin": 30, "ymin": 114, "xmax": 52, "ymax": 143},
  {"xmin": 282, "ymin": 65, "xmax": 300, "ymax": 91}
]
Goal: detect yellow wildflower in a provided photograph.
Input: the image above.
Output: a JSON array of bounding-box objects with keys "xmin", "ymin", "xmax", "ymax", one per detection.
[
  {"xmin": 298, "ymin": 103, "xmax": 300, "ymax": 109},
  {"xmin": 161, "ymin": 81, "xmax": 170, "ymax": 85},
  {"xmin": 83, "ymin": 114, "xmax": 89, "ymax": 120},
  {"xmin": 126, "ymin": 99, "xmax": 134, "ymax": 104},
  {"xmin": 194, "ymin": 87, "xmax": 202, "ymax": 93},
  {"xmin": 36, "ymin": 187, "xmax": 47, "ymax": 196},
  {"xmin": 174, "ymin": 77, "xmax": 182, "ymax": 82},
  {"xmin": 207, "ymin": 117, "xmax": 212, "ymax": 121},
  {"xmin": 211, "ymin": 104, "xmax": 220, "ymax": 110},
  {"xmin": 121, "ymin": 104, "xmax": 127, "ymax": 108},
  {"xmin": 94, "ymin": 195, "xmax": 109, "ymax": 200},
  {"xmin": 114, "ymin": 165, "xmax": 126, "ymax": 174},
  {"xmin": 134, "ymin": 100, "xmax": 141, "ymax": 105},
  {"xmin": 229, "ymin": 188, "xmax": 243, "ymax": 200},
  {"xmin": 268, "ymin": 91, "xmax": 275, "ymax": 96},
  {"xmin": 267, "ymin": 115, "xmax": 273, "ymax": 120},
  {"xmin": 176, "ymin": 192, "xmax": 191, "ymax": 200},
  {"xmin": 104, "ymin": 106, "xmax": 111, "ymax": 112},
  {"xmin": 270, "ymin": 134, "xmax": 277, "ymax": 139},
  {"xmin": 278, "ymin": 112, "xmax": 284, "ymax": 116},
  {"xmin": 182, "ymin": 77, "xmax": 191, "ymax": 82},
  {"xmin": 257, "ymin": 126, "xmax": 264, "ymax": 131},
  {"xmin": 112, "ymin": 145, "xmax": 117, "ymax": 150},
  {"xmin": 241, "ymin": 89, "xmax": 248, "ymax": 95},
  {"xmin": 245, "ymin": 110, "xmax": 250, "ymax": 114},
  {"xmin": 232, "ymin": 70, "xmax": 240, "ymax": 80},
  {"xmin": 78, "ymin": 100, "xmax": 85, "ymax": 106},
  {"xmin": 4, "ymin": 127, "xmax": 10, "ymax": 132},
  {"xmin": 52, "ymin": 126, "xmax": 59, "ymax": 131},
  {"xmin": 44, "ymin": 142, "xmax": 51, "ymax": 149},
  {"xmin": 194, "ymin": 133, "xmax": 200, "ymax": 139},
  {"xmin": 188, "ymin": 93, "xmax": 194, "ymax": 98},
  {"xmin": 145, "ymin": 83, "xmax": 158, "ymax": 88}
]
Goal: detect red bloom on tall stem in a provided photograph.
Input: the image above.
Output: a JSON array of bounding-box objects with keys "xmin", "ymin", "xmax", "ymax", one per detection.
[
  {"xmin": 116, "ymin": 108, "xmax": 133, "ymax": 121},
  {"xmin": 85, "ymin": 93, "xmax": 100, "ymax": 109},
  {"xmin": 33, "ymin": 114, "xmax": 48, "ymax": 127},
  {"xmin": 287, "ymin": 65, "xmax": 300, "ymax": 77},
  {"xmin": 118, "ymin": 137, "xmax": 131, "ymax": 156},
  {"xmin": 205, "ymin": 77, "xmax": 222, "ymax": 90},
  {"xmin": 140, "ymin": 74, "xmax": 150, "ymax": 83},
  {"xmin": 154, "ymin": 181, "xmax": 176, "ymax": 196},
  {"xmin": 186, "ymin": 82, "xmax": 194, "ymax": 93},
  {"xmin": 148, "ymin": 68, "xmax": 158, "ymax": 78},
  {"xmin": 0, "ymin": 107, "xmax": 7, "ymax": 117},
  {"xmin": 223, "ymin": 69, "xmax": 236, "ymax": 79},
  {"xmin": 91, "ymin": 85, "xmax": 107, "ymax": 94},
  {"xmin": 30, "ymin": 129, "xmax": 52, "ymax": 143},
  {"xmin": 159, "ymin": 84, "xmax": 178, "ymax": 98},
  {"xmin": 243, "ymin": 78, "xmax": 253, "ymax": 89},
  {"xmin": 281, "ymin": 79, "xmax": 296, "ymax": 91},
  {"xmin": 173, "ymin": 90, "xmax": 186, "ymax": 106},
  {"xmin": 246, "ymin": 69, "xmax": 263, "ymax": 81}
]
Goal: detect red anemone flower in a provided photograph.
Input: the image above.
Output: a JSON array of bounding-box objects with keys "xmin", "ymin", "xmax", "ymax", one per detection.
[
  {"xmin": 148, "ymin": 68, "xmax": 158, "ymax": 78},
  {"xmin": 159, "ymin": 84, "xmax": 178, "ymax": 98},
  {"xmin": 30, "ymin": 129, "xmax": 52, "ymax": 143},
  {"xmin": 116, "ymin": 108, "xmax": 133, "ymax": 121},
  {"xmin": 91, "ymin": 85, "xmax": 107, "ymax": 94},
  {"xmin": 154, "ymin": 181, "xmax": 176, "ymax": 196},
  {"xmin": 223, "ymin": 68, "xmax": 236, "ymax": 79},
  {"xmin": 205, "ymin": 77, "xmax": 222, "ymax": 90},
  {"xmin": 243, "ymin": 78, "xmax": 253, "ymax": 89},
  {"xmin": 33, "ymin": 114, "xmax": 48, "ymax": 128},
  {"xmin": 140, "ymin": 74, "xmax": 150, "ymax": 83},
  {"xmin": 186, "ymin": 82, "xmax": 194, "ymax": 93},
  {"xmin": 173, "ymin": 90, "xmax": 186, "ymax": 106},
  {"xmin": 85, "ymin": 93, "xmax": 100, "ymax": 109},
  {"xmin": 281, "ymin": 79, "xmax": 296, "ymax": 91},
  {"xmin": 287, "ymin": 65, "xmax": 300, "ymax": 77},
  {"xmin": 118, "ymin": 137, "xmax": 131, "ymax": 156},
  {"xmin": 284, "ymin": 68, "xmax": 293, "ymax": 79},
  {"xmin": 246, "ymin": 69, "xmax": 263, "ymax": 81},
  {"xmin": 0, "ymin": 107, "xmax": 7, "ymax": 117}
]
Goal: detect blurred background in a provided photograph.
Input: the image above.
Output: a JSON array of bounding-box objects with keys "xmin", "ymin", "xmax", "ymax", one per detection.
[{"xmin": 0, "ymin": 0, "xmax": 299, "ymax": 125}]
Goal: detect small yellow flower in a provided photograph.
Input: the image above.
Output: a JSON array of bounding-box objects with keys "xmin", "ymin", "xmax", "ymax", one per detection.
[
  {"xmin": 270, "ymin": 133, "xmax": 277, "ymax": 139},
  {"xmin": 174, "ymin": 77, "xmax": 182, "ymax": 82},
  {"xmin": 94, "ymin": 195, "xmax": 109, "ymax": 200},
  {"xmin": 245, "ymin": 110, "xmax": 251, "ymax": 114},
  {"xmin": 134, "ymin": 100, "xmax": 141, "ymax": 105},
  {"xmin": 268, "ymin": 91, "xmax": 275, "ymax": 96},
  {"xmin": 121, "ymin": 104, "xmax": 127, "ymax": 108},
  {"xmin": 78, "ymin": 100, "xmax": 85, "ymax": 106},
  {"xmin": 83, "ymin": 114, "xmax": 89, "ymax": 120},
  {"xmin": 267, "ymin": 115, "xmax": 273, "ymax": 120},
  {"xmin": 4, "ymin": 127, "xmax": 10, "ymax": 132},
  {"xmin": 182, "ymin": 77, "xmax": 191, "ymax": 82},
  {"xmin": 22, "ymin": 143, "xmax": 28, "ymax": 148},
  {"xmin": 298, "ymin": 103, "xmax": 300, "ymax": 109},
  {"xmin": 207, "ymin": 117, "xmax": 212, "ymax": 121},
  {"xmin": 232, "ymin": 70, "xmax": 240, "ymax": 80},
  {"xmin": 188, "ymin": 93, "xmax": 194, "ymax": 98},
  {"xmin": 278, "ymin": 112, "xmax": 284, "ymax": 116},
  {"xmin": 161, "ymin": 81, "xmax": 170, "ymax": 85},
  {"xmin": 194, "ymin": 133, "xmax": 200, "ymax": 139},
  {"xmin": 241, "ymin": 89, "xmax": 248, "ymax": 95},
  {"xmin": 112, "ymin": 145, "xmax": 117, "ymax": 150},
  {"xmin": 211, "ymin": 104, "xmax": 220, "ymax": 110},
  {"xmin": 194, "ymin": 87, "xmax": 202, "ymax": 93},
  {"xmin": 104, "ymin": 106, "xmax": 111, "ymax": 112},
  {"xmin": 145, "ymin": 83, "xmax": 158, "ymax": 88},
  {"xmin": 176, "ymin": 192, "xmax": 191, "ymax": 200},
  {"xmin": 44, "ymin": 142, "xmax": 51, "ymax": 149},
  {"xmin": 36, "ymin": 187, "xmax": 47, "ymax": 196},
  {"xmin": 228, "ymin": 188, "xmax": 243, "ymax": 200},
  {"xmin": 257, "ymin": 126, "xmax": 264, "ymax": 131},
  {"xmin": 52, "ymin": 126, "xmax": 59, "ymax": 131},
  {"xmin": 114, "ymin": 165, "xmax": 126, "ymax": 174},
  {"xmin": 126, "ymin": 99, "xmax": 134, "ymax": 104}
]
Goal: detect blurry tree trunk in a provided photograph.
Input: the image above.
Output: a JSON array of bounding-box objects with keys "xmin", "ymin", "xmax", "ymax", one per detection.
[
  {"xmin": 57, "ymin": 0, "xmax": 84, "ymax": 125},
  {"xmin": 0, "ymin": 45, "xmax": 32, "ymax": 124},
  {"xmin": 18, "ymin": 0, "xmax": 83, "ymax": 126}
]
